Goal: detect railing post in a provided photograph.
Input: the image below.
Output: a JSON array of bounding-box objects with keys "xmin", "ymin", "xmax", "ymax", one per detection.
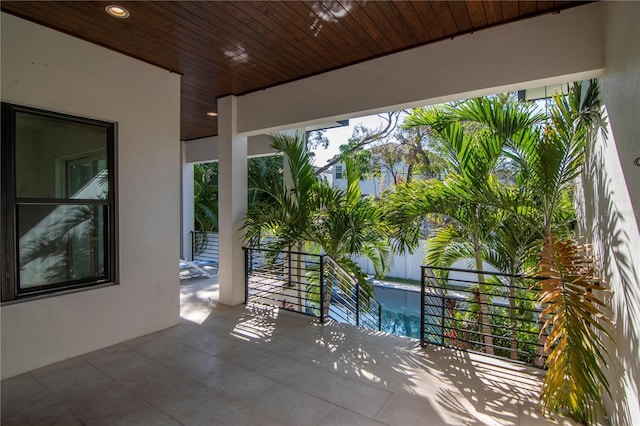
[
  {"xmin": 319, "ymin": 255, "xmax": 325, "ymax": 323},
  {"xmin": 441, "ymin": 296, "xmax": 446, "ymax": 346},
  {"xmin": 420, "ymin": 266, "xmax": 425, "ymax": 347},
  {"xmin": 244, "ymin": 247, "xmax": 249, "ymax": 304},
  {"xmin": 378, "ymin": 304, "xmax": 382, "ymax": 331},
  {"xmin": 355, "ymin": 280, "xmax": 360, "ymax": 327},
  {"xmin": 287, "ymin": 246, "xmax": 292, "ymax": 287},
  {"xmin": 190, "ymin": 231, "xmax": 195, "ymax": 261}
]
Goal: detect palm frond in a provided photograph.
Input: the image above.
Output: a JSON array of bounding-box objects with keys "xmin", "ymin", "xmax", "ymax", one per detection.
[{"xmin": 537, "ymin": 235, "xmax": 612, "ymax": 425}]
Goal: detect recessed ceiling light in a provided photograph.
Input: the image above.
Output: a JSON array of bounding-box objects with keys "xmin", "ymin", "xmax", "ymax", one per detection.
[
  {"xmin": 105, "ymin": 5, "xmax": 130, "ymax": 19},
  {"xmin": 206, "ymin": 112, "xmax": 218, "ymax": 117}
]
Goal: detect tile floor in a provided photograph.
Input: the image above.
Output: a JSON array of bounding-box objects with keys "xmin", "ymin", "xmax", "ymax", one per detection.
[{"xmin": 2, "ymin": 278, "xmax": 591, "ymax": 425}]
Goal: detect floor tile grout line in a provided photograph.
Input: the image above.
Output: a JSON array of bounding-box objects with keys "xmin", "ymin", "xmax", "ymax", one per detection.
[{"xmin": 372, "ymin": 389, "xmax": 394, "ymax": 423}]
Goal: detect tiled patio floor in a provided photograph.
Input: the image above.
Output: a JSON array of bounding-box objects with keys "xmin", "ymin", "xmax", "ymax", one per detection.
[{"xmin": 2, "ymin": 278, "xmax": 587, "ymax": 425}]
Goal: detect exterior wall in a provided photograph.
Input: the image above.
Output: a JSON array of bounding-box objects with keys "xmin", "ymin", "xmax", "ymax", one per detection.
[
  {"xmin": 355, "ymin": 240, "xmax": 428, "ymax": 282},
  {"xmin": 0, "ymin": 14, "xmax": 181, "ymax": 379},
  {"xmin": 185, "ymin": 134, "xmax": 276, "ymax": 164},
  {"xmin": 579, "ymin": 3, "xmax": 640, "ymax": 425},
  {"xmin": 355, "ymin": 242, "xmax": 497, "ymax": 284}
]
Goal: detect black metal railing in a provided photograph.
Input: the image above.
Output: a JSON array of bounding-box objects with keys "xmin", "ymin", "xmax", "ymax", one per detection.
[
  {"xmin": 191, "ymin": 231, "xmax": 219, "ymax": 264},
  {"xmin": 244, "ymin": 246, "xmax": 381, "ymax": 331},
  {"xmin": 420, "ymin": 265, "xmax": 545, "ymax": 367},
  {"xmin": 324, "ymin": 256, "xmax": 382, "ymax": 331}
]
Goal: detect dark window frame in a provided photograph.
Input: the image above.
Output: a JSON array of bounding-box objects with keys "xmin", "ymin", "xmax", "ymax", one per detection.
[{"xmin": 1, "ymin": 102, "xmax": 118, "ymax": 303}]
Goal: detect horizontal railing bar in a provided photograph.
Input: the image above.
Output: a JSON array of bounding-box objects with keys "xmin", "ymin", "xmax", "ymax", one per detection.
[
  {"xmin": 421, "ymin": 303, "xmax": 542, "ymax": 320},
  {"xmin": 432, "ymin": 321, "xmax": 544, "ymax": 339},
  {"xmin": 424, "ymin": 336, "xmax": 544, "ymax": 357},
  {"xmin": 422, "ymin": 265, "xmax": 543, "ymax": 280},
  {"xmin": 430, "ymin": 321, "xmax": 545, "ymax": 344},
  {"xmin": 424, "ymin": 279, "xmax": 540, "ymax": 292},
  {"xmin": 244, "ymin": 246, "xmax": 323, "ymax": 258},
  {"xmin": 421, "ymin": 294, "xmax": 541, "ymax": 309}
]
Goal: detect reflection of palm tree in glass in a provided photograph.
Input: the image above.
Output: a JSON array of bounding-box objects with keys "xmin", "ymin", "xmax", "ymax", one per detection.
[{"xmin": 19, "ymin": 170, "xmax": 107, "ymax": 287}]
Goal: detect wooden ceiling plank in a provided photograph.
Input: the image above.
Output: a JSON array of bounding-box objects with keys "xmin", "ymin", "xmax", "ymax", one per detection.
[
  {"xmin": 392, "ymin": 2, "xmax": 433, "ymax": 42},
  {"xmin": 127, "ymin": 2, "xmax": 270, "ymax": 91},
  {"xmin": 215, "ymin": 1, "xmax": 341, "ymax": 71},
  {"xmin": 176, "ymin": 2, "xmax": 301, "ymax": 85},
  {"xmin": 410, "ymin": 1, "xmax": 446, "ymax": 40},
  {"xmin": 280, "ymin": 1, "xmax": 363, "ymax": 60},
  {"xmin": 288, "ymin": 1, "xmax": 380, "ymax": 58},
  {"xmin": 447, "ymin": 1, "xmax": 474, "ymax": 33},
  {"xmin": 518, "ymin": 1, "xmax": 538, "ymax": 16},
  {"xmin": 341, "ymin": 2, "xmax": 396, "ymax": 52},
  {"xmin": 536, "ymin": 2, "xmax": 558, "ymax": 13},
  {"xmin": 501, "ymin": 1, "xmax": 521, "ymax": 21},
  {"xmin": 465, "ymin": 1, "xmax": 488, "ymax": 29},
  {"xmin": 356, "ymin": 2, "xmax": 407, "ymax": 50},
  {"xmin": 483, "ymin": 2, "xmax": 504, "ymax": 25},
  {"xmin": 369, "ymin": 1, "xmax": 419, "ymax": 48},
  {"xmin": 429, "ymin": 1, "xmax": 460, "ymax": 36}
]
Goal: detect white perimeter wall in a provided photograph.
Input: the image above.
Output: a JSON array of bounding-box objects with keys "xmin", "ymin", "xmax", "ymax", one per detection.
[
  {"xmin": 579, "ymin": 3, "xmax": 640, "ymax": 425},
  {"xmin": 0, "ymin": 13, "xmax": 181, "ymax": 379}
]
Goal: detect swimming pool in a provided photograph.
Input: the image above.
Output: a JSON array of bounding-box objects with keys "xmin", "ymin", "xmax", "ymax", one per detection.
[{"xmin": 373, "ymin": 284, "xmax": 422, "ymax": 339}]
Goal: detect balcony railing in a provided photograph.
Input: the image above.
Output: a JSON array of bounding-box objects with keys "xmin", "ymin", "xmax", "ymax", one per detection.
[
  {"xmin": 244, "ymin": 246, "xmax": 381, "ymax": 331},
  {"xmin": 191, "ymin": 231, "xmax": 219, "ymax": 264},
  {"xmin": 420, "ymin": 265, "xmax": 545, "ymax": 367}
]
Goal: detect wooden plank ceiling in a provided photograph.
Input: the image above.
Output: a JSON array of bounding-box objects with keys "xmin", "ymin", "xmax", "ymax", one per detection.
[{"xmin": 1, "ymin": 1, "xmax": 586, "ymax": 141}]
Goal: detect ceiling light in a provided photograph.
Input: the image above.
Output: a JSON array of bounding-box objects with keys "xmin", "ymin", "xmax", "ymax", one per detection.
[
  {"xmin": 206, "ymin": 112, "xmax": 218, "ymax": 117},
  {"xmin": 105, "ymin": 5, "xmax": 130, "ymax": 19}
]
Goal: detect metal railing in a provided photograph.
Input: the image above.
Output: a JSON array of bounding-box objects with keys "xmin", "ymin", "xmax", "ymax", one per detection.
[
  {"xmin": 244, "ymin": 246, "xmax": 381, "ymax": 331},
  {"xmin": 324, "ymin": 256, "xmax": 382, "ymax": 331},
  {"xmin": 191, "ymin": 231, "xmax": 219, "ymax": 264},
  {"xmin": 420, "ymin": 265, "xmax": 545, "ymax": 367}
]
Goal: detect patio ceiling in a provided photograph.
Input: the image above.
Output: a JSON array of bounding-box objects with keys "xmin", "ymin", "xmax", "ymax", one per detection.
[{"xmin": 1, "ymin": 1, "xmax": 587, "ymax": 141}]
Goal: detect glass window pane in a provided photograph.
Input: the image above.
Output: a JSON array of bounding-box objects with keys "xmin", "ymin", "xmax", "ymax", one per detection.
[
  {"xmin": 17, "ymin": 204, "xmax": 106, "ymax": 288},
  {"xmin": 15, "ymin": 111, "xmax": 108, "ymax": 199}
]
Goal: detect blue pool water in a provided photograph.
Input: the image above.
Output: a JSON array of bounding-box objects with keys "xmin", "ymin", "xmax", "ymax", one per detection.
[{"xmin": 373, "ymin": 284, "xmax": 422, "ymax": 339}]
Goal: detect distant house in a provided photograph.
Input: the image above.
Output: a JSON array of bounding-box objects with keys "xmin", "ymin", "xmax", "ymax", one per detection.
[{"xmin": 333, "ymin": 143, "xmax": 412, "ymax": 196}]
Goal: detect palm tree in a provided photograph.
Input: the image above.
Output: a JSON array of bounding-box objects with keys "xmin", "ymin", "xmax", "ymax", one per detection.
[
  {"xmin": 244, "ymin": 133, "xmax": 392, "ymax": 315},
  {"xmin": 507, "ymin": 81, "xmax": 612, "ymax": 424},
  {"xmin": 388, "ymin": 96, "xmax": 543, "ymax": 355}
]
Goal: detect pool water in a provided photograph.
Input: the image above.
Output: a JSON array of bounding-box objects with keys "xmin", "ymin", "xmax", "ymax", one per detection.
[{"xmin": 373, "ymin": 284, "xmax": 422, "ymax": 339}]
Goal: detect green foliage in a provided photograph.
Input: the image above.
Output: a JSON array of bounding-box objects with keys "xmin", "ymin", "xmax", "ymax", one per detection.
[
  {"xmin": 243, "ymin": 133, "xmax": 393, "ymax": 292},
  {"xmin": 194, "ymin": 163, "xmax": 218, "ymax": 232},
  {"xmin": 194, "ymin": 156, "xmax": 283, "ymax": 233}
]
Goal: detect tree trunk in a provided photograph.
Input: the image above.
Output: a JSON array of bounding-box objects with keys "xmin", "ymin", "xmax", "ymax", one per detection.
[
  {"xmin": 508, "ymin": 276, "xmax": 519, "ymax": 360},
  {"xmin": 406, "ymin": 163, "xmax": 414, "ymax": 183},
  {"xmin": 295, "ymin": 243, "xmax": 303, "ymax": 313},
  {"xmin": 534, "ymin": 236, "xmax": 552, "ymax": 368},
  {"xmin": 321, "ymin": 262, "xmax": 335, "ymax": 320},
  {"xmin": 474, "ymin": 246, "xmax": 495, "ymax": 355}
]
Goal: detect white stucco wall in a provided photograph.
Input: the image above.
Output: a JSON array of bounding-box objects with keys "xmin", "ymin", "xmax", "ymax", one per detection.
[
  {"xmin": 185, "ymin": 134, "xmax": 276, "ymax": 164},
  {"xmin": 0, "ymin": 13, "xmax": 181, "ymax": 379},
  {"xmin": 579, "ymin": 3, "xmax": 640, "ymax": 425}
]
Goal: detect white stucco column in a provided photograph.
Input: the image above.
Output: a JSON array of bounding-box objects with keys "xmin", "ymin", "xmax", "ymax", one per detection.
[
  {"xmin": 181, "ymin": 141, "xmax": 194, "ymax": 260},
  {"xmin": 218, "ymin": 96, "xmax": 248, "ymax": 306}
]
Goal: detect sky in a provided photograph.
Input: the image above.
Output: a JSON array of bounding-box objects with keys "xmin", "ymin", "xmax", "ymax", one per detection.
[{"xmin": 309, "ymin": 114, "xmax": 390, "ymax": 168}]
